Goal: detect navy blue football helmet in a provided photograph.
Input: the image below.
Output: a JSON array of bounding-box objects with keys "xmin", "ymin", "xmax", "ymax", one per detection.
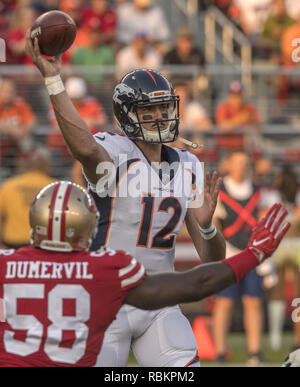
[{"xmin": 112, "ymin": 69, "xmax": 179, "ymax": 143}]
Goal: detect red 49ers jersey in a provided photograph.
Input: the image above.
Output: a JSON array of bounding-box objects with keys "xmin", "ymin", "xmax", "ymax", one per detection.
[{"xmin": 0, "ymin": 246, "xmax": 145, "ymax": 367}]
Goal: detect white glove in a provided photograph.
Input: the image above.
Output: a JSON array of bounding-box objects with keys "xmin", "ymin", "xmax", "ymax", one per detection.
[{"xmin": 282, "ymin": 349, "xmax": 300, "ymax": 367}]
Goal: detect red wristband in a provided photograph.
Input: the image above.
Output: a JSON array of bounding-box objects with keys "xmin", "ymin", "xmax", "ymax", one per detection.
[{"xmin": 223, "ymin": 248, "xmax": 259, "ymax": 282}]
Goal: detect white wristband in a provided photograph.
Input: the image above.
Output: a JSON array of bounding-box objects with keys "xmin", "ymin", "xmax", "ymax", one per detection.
[
  {"xmin": 198, "ymin": 223, "xmax": 217, "ymax": 240},
  {"xmin": 45, "ymin": 74, "xmax": 65, "ymax": 96}
]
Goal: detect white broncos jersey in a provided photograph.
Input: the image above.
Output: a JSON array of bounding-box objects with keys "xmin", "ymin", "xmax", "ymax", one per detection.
[{"xmin": 87, "ymin": 132, "xmax": 204, "ymax": 273}]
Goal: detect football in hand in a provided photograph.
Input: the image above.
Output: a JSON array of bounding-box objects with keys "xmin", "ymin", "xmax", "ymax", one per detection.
[{"xmin": 30, "ymin": 10, "xmax": 77, "ymax": 56}]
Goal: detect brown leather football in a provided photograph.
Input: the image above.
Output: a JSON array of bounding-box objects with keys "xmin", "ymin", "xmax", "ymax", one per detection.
[{"xmin": 31, "ymin": 10, "xmax": 77, "ymax": 56}]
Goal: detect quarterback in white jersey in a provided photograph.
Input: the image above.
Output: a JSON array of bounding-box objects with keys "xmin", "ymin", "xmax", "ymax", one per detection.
[
  {"xmin": 25, "ymin": 32, "xmax": 226, "ymax": 367},
  {"xmin": 88, "ymin": 131, "xmax": 203, "ymax": 273},
  {"xmin": 89, "ymin": 131, "xmax": 211, "ymax": 367}
]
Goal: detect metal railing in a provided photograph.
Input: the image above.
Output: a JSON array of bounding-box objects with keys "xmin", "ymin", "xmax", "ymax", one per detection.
[
  {"xmin": 203, "ymin": 6, "xmax": 252, "ymax": 93},
  {"xmin": 174, "ymin": 0, "xmax": 200, "ymax": 16},
  {"xmin": 2, "ymin": 63, "xmax": 300, "ymax": 120}
]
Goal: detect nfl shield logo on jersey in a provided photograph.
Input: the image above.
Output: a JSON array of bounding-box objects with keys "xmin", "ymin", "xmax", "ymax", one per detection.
[{"xmin": 161, "ymin": 173, "xmax": 170, "ymax": 185}]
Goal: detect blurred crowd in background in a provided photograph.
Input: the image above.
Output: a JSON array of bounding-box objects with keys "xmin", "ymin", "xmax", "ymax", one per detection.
[
  {"xmin": 2, "ymin": 0, "xmax": 300, "ymax": 174},
  {"xmin": 0, "ymin": 0, "xmax": 300, "ymax": 362}
]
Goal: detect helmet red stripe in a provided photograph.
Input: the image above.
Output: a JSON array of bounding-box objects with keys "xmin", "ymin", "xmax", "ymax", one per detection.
[
  {"xmin": 48, "ymin": 183, "xmax": 60, "ymax": 240},
  {"xmin": 60, "ymin": 183, "xmax": 73, "ymax": 241},
  {"xmin": 145, "ymin": 70, "xmax": 157, "ymax": 86}
]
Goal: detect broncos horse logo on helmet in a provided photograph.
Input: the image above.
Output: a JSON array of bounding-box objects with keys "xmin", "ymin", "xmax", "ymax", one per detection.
[{"xmin": 113, "ymin": 69, "xmax": 180, "ymax": 143}]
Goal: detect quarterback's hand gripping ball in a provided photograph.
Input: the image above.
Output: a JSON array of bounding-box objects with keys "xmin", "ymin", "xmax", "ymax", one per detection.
[{"xmin": 30, "ymin": 10, "xmax": 77, "ymax": 56}]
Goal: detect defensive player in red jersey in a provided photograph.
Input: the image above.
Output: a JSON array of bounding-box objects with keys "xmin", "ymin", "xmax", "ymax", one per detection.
[{"xmin": 0, "ymin": 180, "xmax": 290, "ymax": 366}]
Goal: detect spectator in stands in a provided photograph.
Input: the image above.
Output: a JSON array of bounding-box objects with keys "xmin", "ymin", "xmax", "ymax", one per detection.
[
  {"xmin": 214, "ymin": 0, "xmax": 241, "ymax": 28},
  {"xmin": 215, "ymin": 81, "xmax": 261, "ymax": 149},
  {"xmin": 60, "ymin": 0, "xmax": 91, "ymax": 53},
  {"xmin": 60, "ymin": 0, "xmax": 82, "ymax": 19},
  {"xmin": 0, "ymin": 0, "xmax": 17, "ymax": 16},
  {"xmin": 31, "ymin": 0, "xmax": 61, "ymax": 14},
  {"xmin": 80, "ymin": 0, "xmax": 117, "ymax": 45},
  {"xmin": 281, "ymin": 15, "xmax": 300, "ymax": 64},
  {"xmin": 253, "ymin": 157, "xmax": 273, "ymax": 188},
  {"xmin": 214, "ymin": 0, "xmax": 232, "ymax": 14},
  {"xmin": 259, "ymin": 166, "xmax": 300, "ymax": 352},
  {"xmin": 164, "ymin": 27, "xmax": 205, "ymax": 67},
  {"xmin": 277, "ymin": 14, "xmax": 300, "ymax": 103},
  {"xmin": 71, "ymin": 17, "xmax": 115, "ymax": 85},
  {"xmin": 284, "ymin": 0, "xmax": 300, "ymax": 21},
  {"xmin": 6, "ymin": 6, "xmax": 36, "ymax": 64},
  {"xmin": 175, "ymin": 82, "xmax": 211, "ymax": 134},
  {"xmin": 0, "ymin": 78, "xmax": 36, "ymax": 171},
  {"xmin": 116, "ymin": 0, "xmax": 170, "ymax": 47},
  {"xmin": 116, "ymin": 32, "xmax": 162, "ymax": 79},
  {"xmin": 7, "ymin": 3, "xmax": 72, "ymax": 66},
  {"xmin": 260, "ymin": 0, "xmax": 295, "ymax": 63},
  {"xmin": 215, "ymin": 152, "xmax": 232, "ymax": 181},
  {"xmin": 47, "ymin": 76, "xmax": 107, "ymax": 158},
  {"xmin": 212, "ymin": 150, "xmax": 265, "ymax": 365},
  {"xmin": 0, "ymin": 147, "xmax": 54, "ymax": 249},
  {"xmin": 163, "ymin": 27, "xmax": 205, "ymax": 84},
  {"xmin": 232, "ymin": 0, "xmax": 273, "ymax": 40},
  {"xmin": 0, "ymin": 8, "xmax": 10, "ymax": 41}
]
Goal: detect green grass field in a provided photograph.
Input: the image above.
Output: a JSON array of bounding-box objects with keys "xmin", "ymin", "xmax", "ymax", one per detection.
[{"xmin": 128, "ymin": 332, "xmax": 294, "ymax": 367}]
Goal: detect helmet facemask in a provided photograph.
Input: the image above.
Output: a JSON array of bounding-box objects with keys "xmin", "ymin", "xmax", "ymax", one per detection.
[{"xmin": 128, "ymin": 96, "xmax": 179, "ymax": 143}]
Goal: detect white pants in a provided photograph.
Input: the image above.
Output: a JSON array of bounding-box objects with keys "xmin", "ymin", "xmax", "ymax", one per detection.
[{"xmin": 96, "ymin": 304, "xmax": 199, "ymax": 367}]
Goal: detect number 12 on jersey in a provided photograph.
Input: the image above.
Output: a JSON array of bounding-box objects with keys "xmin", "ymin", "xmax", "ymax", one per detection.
[{"xmin": 137, "ymin": 194, "xmax": 182, "ymax": 249}]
